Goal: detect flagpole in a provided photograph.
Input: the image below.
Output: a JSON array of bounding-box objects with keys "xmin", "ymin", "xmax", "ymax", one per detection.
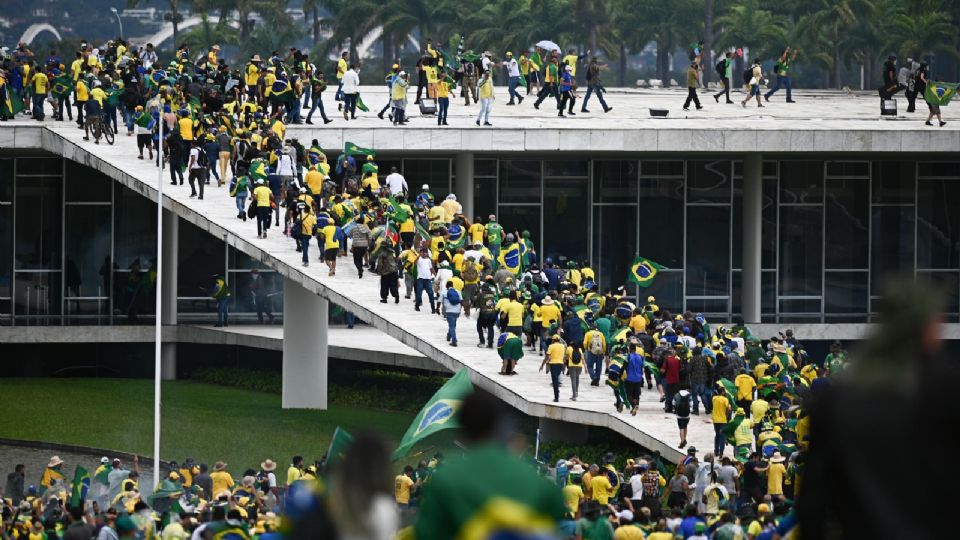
[{"xmin": 153, "ymin": 109, "xmax": 163, "ymax": 491}]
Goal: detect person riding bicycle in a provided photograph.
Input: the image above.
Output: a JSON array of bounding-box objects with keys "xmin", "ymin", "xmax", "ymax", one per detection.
[{"xmin": 83, "ymin": 79, "xmax": 107, "ymax": 144}]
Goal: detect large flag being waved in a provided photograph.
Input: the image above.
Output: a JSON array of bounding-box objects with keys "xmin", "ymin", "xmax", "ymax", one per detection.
[
  {"xmin": 69, "ymin": 466, "xmax": 91, "ymax": 509},
  {"xmin": 628, "ymin": 256, "xmax": 664, "ymax": 287},
  {"xmin": 716, "ymin": 378, "xmax": 738, "ymax": 405},
  {"xmin": 924, "ymin": 81, "xmax": 958, "ymax": 106},
  {"xmin": 325, "ymin": 426, "xmax": 355, "ymax": 467},
  {"xmin": 344, "ymin": 141, "xmax": 375, "ymax": 157},
  {"xmin": 392, "ymin": 369, "xmax": 474, "ymax": 460},
  {"xmin": 498, "ymin": 243, "xmax": 523, "ymax": 275},
  {"xmin": 51, "ymin": 74, "xmax": 74, "ymax": 99}
]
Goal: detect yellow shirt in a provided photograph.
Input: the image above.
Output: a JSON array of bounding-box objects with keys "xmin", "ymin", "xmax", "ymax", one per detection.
[
  {"xmin": 245, "ymin": 63, "xmax": 260, "ymax": 86},
  {"xmin": 589, "ymin": 474, "xmax": 613, "ymax": 505},
  {"xmin": 337, "ymin": 58, "xmax": 347, "ymax": 80},
  {"xmin": 566, "ymin": 346, "xmax": 583, "ymax": 367},
  {"xmin": 305, "ymin": 170, "xmax": 324, "ymax": 194},
  {"xmin": 75, "ymin": 80, "xmax": 89, "ymax": 102},
  {"xmin": 425, "ymin": 65, "xmax": 438, "ymax": 84},
  {"xmin": 210, "ymin": 471, "xmax": 235, "ymax": 497},
  {"xmin": 90, "ymin": 87, "xmax": 106, "ymax": 106},
  {"xmin": 32, "ymin": 73, "xmax": 49, "ymax": 94},
  {"xmin": 479, "ymin": 76, "xmax": 494, "ymax": 99},
  {"xmin": 733, "ymin": 417, "xmax": 753, "ymax": 446},
  {"xmin": 271, "ymin": 119, "xmax": 286, "ymax": 140},
  {"xmin": 436, "ymin": 80, "xmax": 450, "ymax": 98},
  {"xmin": 750, "ymin": 399, "xmax": 770, "ymax": 424},
  {"xmin": 468, "ymin": 223, "xmax": 486, "ymax": 245},
  {"xmin": 504, "ymin": 300, "xmax": 524, "ymax": 327},
  {"xmin": 71, "ymin": 59, "xmax": 83, "ymax": 81},
  {"xmin": 252, "ymin": 185, "xmax": 272, "ymax": 207},
  {"xmin": 735, "ymin": 373, "xmax": 757, "ymax": 401},
  {"xmin": 562, "ymin": 54, "xmax": 579, "ymax": 76},
  {"xmin": 178, "ymin": 117, "xmax": 194, "ymax": 141},
  {"xmin": 614, "ymin": 525, "xmax": 646, "ymax": 540},
  {"xmin": 450, "ymin": 276, "xmax": 464, "ymax": 291},
  {"xmin": 545, "ymin": 342, "xmax": 566, "ymax": 364},
  {"xmin": 539, "ymin": 303, "xmax": 561, "ymax": 326},
  {"xmin": 712, "ymin": 395, "xmax": 731, "ymax": 424},
  {"xmin": 766, "ymin": 462, "xmax": 786, "ymax": 495},
  {"xmin": 628, "ymin": 314, "xmax": 647, "ymax": 334},
  {"xmin": 286, "ymin": 466, "xmax": 302, "ymax": 486},
  {"xmin": 321, "ymin": 225, "xmax": 339, "ymax": 250},
  {"xmin": 394, "ymin": 474, "xmax": 414, "ymax": 504},
  {"xmin": 561, "ymin": 484, "xmax": 583, "ymax": 516}
]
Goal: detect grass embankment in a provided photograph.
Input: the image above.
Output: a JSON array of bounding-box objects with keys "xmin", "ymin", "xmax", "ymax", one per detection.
[{"xmin": 0, "ymin": 378, "xmax": 447, "ymax": 472}]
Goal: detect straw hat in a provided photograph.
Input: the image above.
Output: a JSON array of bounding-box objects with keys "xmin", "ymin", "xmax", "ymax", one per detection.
[
  {"xmin": 213, "ymin": 461, "xmax": 227, "ymax": 471},
  {"xmin": 260, "ymin": 459, "xmax": 277, "ymax": 472},
  {"xmin": 47, "ymin": 456, "xmax": 63, "ymax": 468},
  {"xmin": 769, "ymin": 451, "xmax": 786, "ymax": 463},
  {"xmin": 542, "ymin": 295, "xmax": 555, "ymax": 305}
]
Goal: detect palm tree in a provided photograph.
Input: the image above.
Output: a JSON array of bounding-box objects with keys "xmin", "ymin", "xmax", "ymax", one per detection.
[
  {"xmin": 378, "ymin": 0, "xmax": 458, "ymax": 53},
  {"xmin": 713, "ymin": 0, "xmax": 790, "ymax": 64},
  {"xmin": 888, "ymin": 11, "xmax": 959, "ymax": 65},
  {"xmin": 635, "ymin": 0, "xmax": 701, "ymax": 85},
  {"xmin": 794, "ymin": 0, "xmax": 875, "ymax": 88},
  {"xmin": 464, "ymin": 0, "xmax": 536, "ymax": 55}
]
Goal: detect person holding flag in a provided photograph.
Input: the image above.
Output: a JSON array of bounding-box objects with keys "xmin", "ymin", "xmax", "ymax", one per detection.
[{"xmin": 39, "ymin": 456, "xmax": 65, "ymax": 495}]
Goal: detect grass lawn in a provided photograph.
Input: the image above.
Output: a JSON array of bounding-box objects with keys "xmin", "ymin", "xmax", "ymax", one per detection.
[{"xmin": 0, "ymin": 378, "xmax": 449, "ymax": 472}]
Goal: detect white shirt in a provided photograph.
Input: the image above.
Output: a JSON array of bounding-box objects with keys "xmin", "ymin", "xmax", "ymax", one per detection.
[
  {"xmin": 506, "ymin": 58, "xmax": 520, "ymax": 77},
  {"xmin": 731, "ymin": 336, "xmax": 745, "ymax": 355},
  {"xmin": 385, "ymin": 172, "xmax": 408, "ymax": 196},
  {"xmin": 141, "ymin": 49, "xmax": 158, "ymax": 69},
  {"xmin": 416, "ymin": 257, "xmax": 434, "ymax": 279},
  {"xmin": 435, "ymin": 267, "xmax": 453, "ymax": 287},
  {"xmin": 341, "ymin": 69, "xmax": 360, "ymax": 94},
  {"xmin": 277, "ymin": 154, "xmax": 294, "ymax": 176},
  {"xmin": 464, "ymin": 249, "xmax": 483, "ymax": 263},
  {"xmin": 189, "ymin": 147, "xmax": 202, "ymax": 169},
  {"xmin": 679, "ymin": 335, "xmax": 696, "ymax": 350},
  {"xmin": 481, "ymin": 56, "xmax": 493, "ymax": 73}
]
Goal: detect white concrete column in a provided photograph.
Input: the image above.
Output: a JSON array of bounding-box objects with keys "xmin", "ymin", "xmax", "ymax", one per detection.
[
  {"xmin": 538, "ymin": 417, "xmax": 589, "ymax": 444},
  {"xmin": 160, "ymin": 210, "xmax": 178, "ymax": 380},
  {"xmin": 282, "ymin": 277, "xmax": 329, "ymax": 409},
  {"xmin": 742, "ymin": 154, "xmax": 763, "ymax": 324},
  {"xmin": 455, "ymin": 152, "xmax": 475, "ymax": 220}
]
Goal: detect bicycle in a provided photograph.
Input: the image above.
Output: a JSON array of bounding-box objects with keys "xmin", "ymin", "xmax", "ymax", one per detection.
[{"xmin": 87, "ymin": 115, "xmax": 115, "ymax": 145}]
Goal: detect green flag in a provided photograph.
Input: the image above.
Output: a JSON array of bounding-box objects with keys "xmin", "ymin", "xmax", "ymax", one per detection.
[
  {"xmin": 1, "ymin": 91, "xmax": 24, "ymax": 117},
  {"xmin": 94, "ymin": 465, "xmax": 110, "ymax": 486},
  {"xmin": 69, "ymin": 465, "xmax": 91, "ymax": 509},
  {"xmin": 924, "ymin": 81, "xmax": 958, "ymax": 106},
  {"xmin": 643, "ymin": 360, "xmax": 662, "ymax": 379},
  {"xmin": 392, "ymin": 369, "xmax": 474, "ymax": 461},
  {"xmin": 628, "ymin": 256, "xmax": 664, "ymax": 287},
  {"xmin": 716, "ymin": 378, "xmax": 738, "ymax": 405},
  {"xmin": 356, "ymin": 94, "xmax": 370, "ymax": 112},
  {"xmin": 723, "ymin": 411, "xmax": 745, "ymax": 444},
  {"xmin": 51, "ymin": 74, "xmax": 74, "ymax": 99},
  {"xmin": 148, "ymin": 478, "xmax": 184, "ymax": 506},
  {"xmin": 344, "ymin": 141, "xmax": 375, "ymax": 157},
  {"xmin": 387, "ymin": 195, "xmax": 411, "ymax": 223},
  {"xmin": 326, "ymin": 426, "xmax": 355, "ymax": 467}
]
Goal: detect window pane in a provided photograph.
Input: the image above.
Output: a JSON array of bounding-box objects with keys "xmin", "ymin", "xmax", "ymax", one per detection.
[
  {"xmin": 763, "ymin": 271, "xmax": 776, "ymax": 314},
  {"xmin": 686, "ymin": 206, "xmax": 730, "ymax": 296},
  {"xmin": 16, "ymin": 157, "xmax": 62, "ymax": 176},
  {"xmin": 779, "ymin": 161, "xmax": 823, "ymax": 204},
  {"xmin": 114, "ymin": 183, "xmax": 156, "ymax": 269},
  {"xmin": 0, "ymin": 159, "xmax": 12, "ymax": 200},
  {"xmin": 544, "ymin": 160, "xmax": 588, "ymax": 177},
  {"xmin": 475, "ymin": 159, "xmax": 497, "ymax": 177},
  {"xmin": 112, "ymin": 269, "xmax": 155, "ymax": 322},
  {"xmin": 594, "ymin": 206, "xmax": 637, "ymax": 292},
  {"xmin": 733, "ymin": 160, "xmax": 777, "ymax": 177},
  {"xmin": 473, "ymin": 176, "xmax": 497, "ymax": 220},
  {"xmin": 178, "ymin": 220, "xmax": 226, "ymax": 297},
  {"xmin": 0, "ymin": 205, "xmax": 10, "ymax": 298},
  {"xmin": 13, "ymin": 272, "xmax": 61, "ymax": 324},
  {"xmin": 871, "ymin": 205, "xmax": 915, "ymax": 295},
  {"xmin": 594, "ymin": 160, "xmax": 637, "ymax": 203},
  {"xmin": 687, "ymin": 160, "xmax": 732, "ymax": 204},
  {"xmin": 779, "ymin": 206, "xmax": 823, "ymax": 296},
  {"xmin": 497, "ymin": 206, "xmax": 540, "ymax": 261},
  {"xmin": 65, "ymin": 161, "xmax": 112, "ymax": 202},
  {"xmin": 872, "ymin": 161, "xmax": 915, "ymax": 204},
  {"xmin": 228, "ymin": 246, "xmax": 271, "ymax": 271},
  {"xmin": 65, "ymin": 206, "xmax": 112, "ymax": 298},
  {"xmin": 543, "ymin": 178, "xmax": 589, "ymax": 266},
  {"xmin": 916, "ymin": 271, "xmax": 959, "ymax": 316},
  {"xmin": 917, "ymin": 179, "xmax": 960, "ymax": 269},
  {"xmin": 824, "ymin": 272, "xmax": 869, "ymax": 314},
  {"xmin": 15, "ymin": 177, "xmax": 62, "ymax": 270},
  {"xmin": 64, "ymin": 299, "xmax": 110, "ymax": 324},
  {"xmin": 638, "ymin": 178, "xmax": 683, "ymax": 268},
  {"xmin": 779, "ymin": 298, "xmax": 821, "ymax": 314},
  {"xmin": 640, "ymin": 161, "xmax": 683, "ymax": 177},
  {"xmin": 228, "ymin": 270, "xmax": 282, "ymax": 316},
  {"xmin": 826, "ymin": 161, "xmax": 869, "ymax": 177},
  {"xmin": 685, "ymin": 298, "xmax": 728, "ymax": 316},
  {"xmin": 825, "ymin": 178, "xmax": 869, "ymax": 268},
  {"xmin": 499, "ymin": 160, "xmax": 541, "ymax": 203},
  {"xmin": 917, "ymin": 162, "xmax": 960, "ymax": 178},
  {"xmin": 644, "ymin": 270, "xmax": 682, "ymax": 315},
  {"xmin": 403, "ymin": 159, "xmax": 451, "ymax": 196},
  {"xmin": 733, "ymin": 177, "xmax": 773, "ymax": 269}
]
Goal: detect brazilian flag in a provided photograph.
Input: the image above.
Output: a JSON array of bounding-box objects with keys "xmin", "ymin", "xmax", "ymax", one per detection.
[
  {"xmin": 924, "ymin": 81, "xmax": 958, "ymax": 106},
  {"xmin": 447, "ymin": 222, "xmax": 467, "ymax": 250},
  {"xmin": 716, "ymin": 377, "xmax": 738, "ymax": 405},
  {"xmin": 723, "ymin": 410, "xmax": 747, "ymax": 445},
  {"xmin": 344, "ymin": 141, "xmax": 375, "ymax": 157},
  {"xmin": 325, "ymin": 426, "xmax": 354, "ymax": 467},
  {"xmin": 392, "ymin": 369, "xmax": 474, "ymax": 460},
  {"xmin": 0, "ymin": 89, "xmax": 24, "ymax": 117},
  {"xmin": 51, "ymin": 74, "xmax": 74, "ymax": 99},
  {"xmin": 69, "ymin": 466, "xmax": 91, "ymax": 509},
  {"xmin": 387, "ymin": 195, "xmax": 411, "ymax": 223},
  {"xmin": 628, "ymin": 256, "xmax": 664, "ymax": 287},
  {"xmin": 248, "ymin": 158, "xmax": 268, "ymax": 182},
  {"xmin": 498, "ymin": 243, "xmax": 522, "ymax": 275}
]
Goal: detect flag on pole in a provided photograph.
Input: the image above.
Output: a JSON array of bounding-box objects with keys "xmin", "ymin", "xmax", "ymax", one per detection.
[
  {"xmin": 69, "ymin": 466, "xmax": 91, "ymax": 509},
  {"xmin": 628, "ymin": 256, "xmax": 664, "ymax": 287},
  {"xmin": 343, "ymin": 141, "xmax": 375, "ymax": 157},
  {"xmin": 326, "ymin": 426, "xmax": 355, "ymax": 467},
  {"xmin": 392, "ymin": 369, "xmax": 474, "ymax": 460}
]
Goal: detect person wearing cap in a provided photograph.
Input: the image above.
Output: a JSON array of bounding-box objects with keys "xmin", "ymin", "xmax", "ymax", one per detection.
[
  {"xmin": 107, "ymin": 456, "xmax": 138, "ymax": 504},
  {"xmin": 209, "ymin": 273, "xmax": 231, "ymax": 326},
  {"xmin": 484, "ymin": 215, "xmax": 504, "ymax": 259},
  {"xmin": 377, "ymin": 62, "xmax": 400, "ymax": 120},
  {"xmin": 502, "ymin": 51, "xmax": 524, "ymax": 106},
  {"xmin": 712, "ymin": 382, "xmax": 732, "ymax": 456}
]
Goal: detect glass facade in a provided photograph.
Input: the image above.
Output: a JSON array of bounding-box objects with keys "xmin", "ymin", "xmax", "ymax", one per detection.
[{"xmin": 3, "ymin": 153, "xmax": 960, "ymax": 325}]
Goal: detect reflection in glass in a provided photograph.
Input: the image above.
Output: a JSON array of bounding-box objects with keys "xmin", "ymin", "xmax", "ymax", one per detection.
[
  {"xmin": 65, "ymin": 161, "xmax": 112, "ymax": 202},
  {"xmin": 403, "ymin": 159, "xmax": 452, "ymax": 196},
  {"xmin": 14, "ymin": 272, "xmax": 62, "ymax": 325},
  {"xmin": 825, "ymin": 178, "xmax": 869, "ymax": 269},
  {"xmin": 824, "ymin": 272, "xmax": 869, "ymax": 314},
  {"xmin": 871, "ymin": 205, "xmax": 915, "ymax": 295},
  {"xmin": 779, "ymin": 161, "xmax": 823, "ymax": 204},
  {"xmin": 473, "ymin": 176, "xmax": 497, "ymax": 219},
  {"xmin": 178, "ymin": 220, "xmax": 226, "ymax": 298},
  {"xmin": 779, "ymin": 206, "xmax": 823, "ymax": 297},
  {"xmin": 114, "ymin": 183, "xmax": 157, "ymax": 269},
  {"xmin": 686, "ymin": 205, "xmax": 730, "ymax": 296},
  {"xmin": 65, "ymin": 206, "xmax": 112, "ymax": 298},
  {"xmin": 15, "ymin": 177, "xmax": 62, "ymax": 270},
  {"xmin": 872, "ymin": 161, "xmax": 915, "ymax": 204},
  {"xmin": 917, "ymin": 179, "xmax": 960, "ymax": 269},
  {"xmin": 638, "ymin": 178, "xmax": 683, "ymax": 268},
  {"xmin": 543, "ymin": 178, "xmax": 589, "ymax": 266},
  {"xmin": 0, "ymin": 205, "xmax": 11, "ymax": 298},
  {"xmin": 544, "ymin": 160, "xmax": 588, "ymax": 177},
  {"xmin": 644, "ymin": 270, "xmax": 682, "ymax": 314},
  {"xmin": 593, "ymin": 205, "xmax": 637, "ymax": 291},
  {"xmin": 499, "ymin": 160, "xmax": 541, "ymax": 203},
  {"xmin": 594, "ymin": 160, "xmax": 637, "ymax": 203},
  {"xmin": 686, "ymin": 160, "xmax": 731, "ymax": 204},
  {"xmin": 497, "ymin": 206, "xmax": 540, "ymax": 258}
]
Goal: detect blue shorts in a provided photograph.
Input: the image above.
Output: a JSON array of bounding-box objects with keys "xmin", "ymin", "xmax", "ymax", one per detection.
[{"xmin": 750, "ymin": 84, "xmax": 761, "ymax": 96}]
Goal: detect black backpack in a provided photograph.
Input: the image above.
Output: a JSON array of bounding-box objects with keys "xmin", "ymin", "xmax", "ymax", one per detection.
[
  {"xmin": 715, "ymin": 59, "xmax": 725, "ymax": 77},
  {"xmin": 676, "ymin": 393, "xmax": 691, "ymax": 416},
  {"xmin": 196, "ymin": 147, "xmax": 208, "ymax": 167},
  {"xmin": 743, "ymin": 68, "xmax": 753, "ymax": 85}
]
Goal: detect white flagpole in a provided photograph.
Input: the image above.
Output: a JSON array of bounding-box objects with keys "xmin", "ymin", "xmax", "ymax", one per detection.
[{"xmin": 153, "ymin": 109, "xmax": 164, "ymax": 490}]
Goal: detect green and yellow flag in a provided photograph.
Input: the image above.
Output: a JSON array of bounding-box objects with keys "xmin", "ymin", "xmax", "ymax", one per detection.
[
  {"xmin": 924, "ymin": 81, "xmax": 958, "ymax": 107},
  {"xmin": 69, "ymin": 466, "xmax": 91, "ymax": 509},
  {"xmin": 628, "ymin": 256, "xmax": 664, "ymax": 287},
  {"xmin": 325, "ymin": 426, "xmax": 355, "ymax": 467},
  {"xmin": 392, "ymin": 369, "xmax": 474, "ymax": 461},
  {"xmin": 344, "ymin": 141, "xmax": 375, "ymax": 157},
  {"xmin": 51, "ymin": 74, "xmax": 74, "ymax": 99}
]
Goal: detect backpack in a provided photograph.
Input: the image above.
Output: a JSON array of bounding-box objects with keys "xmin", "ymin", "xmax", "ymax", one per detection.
[
  {"xmin": 773, "ymin": 62, "xmax": 781, "ymax": 74},
  {"xmin": 446, "ymin": 288, "xmax": 461, "ymax": 306},
  {"xmin": 589, "ymin": 332, "xmax": 605, "ymax": 356},
  {"xmin": 715, "ymin": 59, "xmax": 726, "ymax": 77},
  {"xmin": 196, "ymin": 148, "xmax": 208, "ymax": 167},
  {"xmin": 236, "ymin": 139, "xmax": 250, "ymax": 157},
  {"xmin": 462, "ymin": 260, "xmax": 479, "ymax": 283},
  {"xmin": 743, "ymin": 68, "xmax": 753, "ymax": 85},
  {"xmin": 676, "ymin": 393, "xmax": 691, "ymax": 416}
]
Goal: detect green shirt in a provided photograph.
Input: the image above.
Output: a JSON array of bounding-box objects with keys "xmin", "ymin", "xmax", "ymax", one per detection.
[
  {"xmin": 776, "ymin": 59, "xmax": 791, "ymax": 76},
  {"xmin": 486, "ymin": 222, "xmax": 503, "ymax": 245}
]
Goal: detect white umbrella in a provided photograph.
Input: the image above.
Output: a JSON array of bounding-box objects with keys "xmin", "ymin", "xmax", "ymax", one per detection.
[{"xmin": 535, "ymin": 40, "xmax": 561, "ymax": 53}]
